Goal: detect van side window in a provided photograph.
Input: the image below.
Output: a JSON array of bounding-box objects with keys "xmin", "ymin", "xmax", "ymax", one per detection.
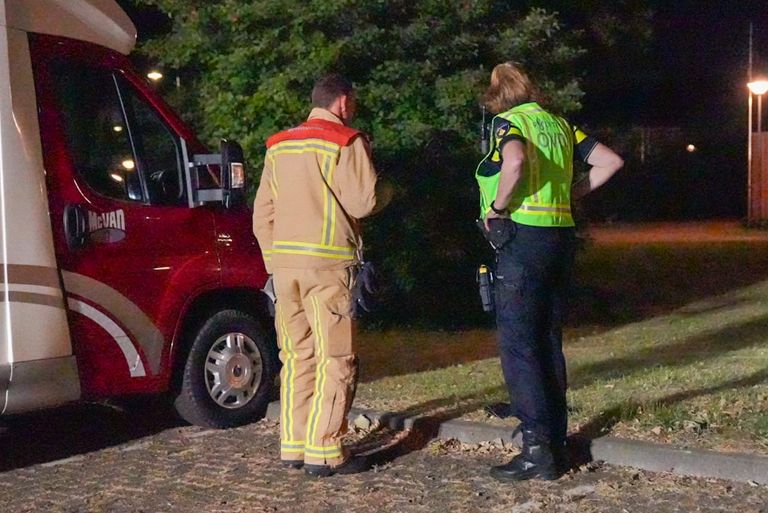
[
  {"xmin": 116, "ymin": 78, "xmax": 186, "ymax": 206},
  {"xmin": 50, "ymin": 61, "xmax": 144, "ymax": 202}
]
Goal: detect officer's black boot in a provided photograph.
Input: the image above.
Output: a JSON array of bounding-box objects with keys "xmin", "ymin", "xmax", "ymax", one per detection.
[
  {"xmin": 490, "ymin": 430, "xmax": 559, "ymax": 482},
  {"xmin": 550, "ymin": 440, "xmax": 572, "ymax": 475}
]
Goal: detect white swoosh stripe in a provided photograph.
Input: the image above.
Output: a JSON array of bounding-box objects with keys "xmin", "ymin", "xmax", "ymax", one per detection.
[
  {"xmin": 61, "ymin": 271, "xmax": 163, "ymax": 374},
  {"xmin": 67, "ymin": 298, "xmax": 146, "ymax": 377}
]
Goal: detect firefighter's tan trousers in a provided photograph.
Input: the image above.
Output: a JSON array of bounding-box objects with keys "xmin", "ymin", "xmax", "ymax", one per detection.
[{"xmin": 273, "ymin": 267, "xmax": 357, "ymax": 467}]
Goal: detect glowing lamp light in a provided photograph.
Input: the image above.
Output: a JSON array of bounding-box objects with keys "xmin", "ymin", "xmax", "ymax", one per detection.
[
  {"xmin": 748, "ymin": 80, "xmax": 768, "ymax": 96},
  {"xmin": 230, "ymin": 163, "xmax": 245, "ymax": 188},
  {"xmin": 110, "ymin": 173, "xmax": 124, "ymax": 182},
  {"xmin": 121, "ymin": 159, "xmax": 135, "ymax": 170},
  {"xmin": 686, "ymin": 144, "xmax": 697, "ymax": 153},
  {"xmin": 147, "ymin": 70, "xmax": 163, "ymax": 81},
  {"xmin": 113, "ymin": 125, "xmax": 123, "ymax": 133}
]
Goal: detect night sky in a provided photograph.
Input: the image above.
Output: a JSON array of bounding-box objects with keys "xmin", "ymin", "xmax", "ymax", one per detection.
[
  {"xmin": 587, "ymin": 1, "xmax": 768, "ymax": 220},
  {"xmin": 601, "ymin": 1, "xmax": 768, "ymax": 126}
]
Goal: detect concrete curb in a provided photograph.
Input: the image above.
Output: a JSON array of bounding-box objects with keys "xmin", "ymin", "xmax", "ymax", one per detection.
[{"xmin": 265, "ymin": 401, "xmax": 768, "ymax": 485}]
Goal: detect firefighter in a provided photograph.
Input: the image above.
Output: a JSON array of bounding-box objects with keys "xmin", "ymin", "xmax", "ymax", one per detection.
[
  {"xmin": 476, "ymin": 62, "xmax": 623, "ymax": 481},
  {"xmin": 253, "ymin": 74, "xmax": 388, "ymax": 477}
]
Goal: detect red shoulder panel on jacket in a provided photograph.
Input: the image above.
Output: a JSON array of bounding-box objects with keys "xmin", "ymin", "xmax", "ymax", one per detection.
[{"xmin": 266, "ymin": 118, "xmax": 361, "ymax": 148}]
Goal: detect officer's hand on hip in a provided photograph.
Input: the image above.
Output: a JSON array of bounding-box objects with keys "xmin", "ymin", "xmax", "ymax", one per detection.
[{"xmin": 484, "ymin": 210, "xmax": 509, "ymax": 231}]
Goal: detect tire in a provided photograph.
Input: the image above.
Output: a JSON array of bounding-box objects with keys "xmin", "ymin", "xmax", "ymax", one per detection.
[{"xmin": 173, "ymin": 309, "xmax": 277, "ymax": 428}]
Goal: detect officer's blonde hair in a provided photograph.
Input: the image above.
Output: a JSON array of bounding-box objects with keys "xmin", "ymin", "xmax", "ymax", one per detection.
[{"xmin": 483, "ymin": 62, "xmax": 538, "ymax": 114}]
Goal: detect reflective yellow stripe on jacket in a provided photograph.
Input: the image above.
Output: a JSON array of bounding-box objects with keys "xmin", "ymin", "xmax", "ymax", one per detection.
[{"xmin": 267, "ymin": 139, "xmax": 356, "ymax": 261}]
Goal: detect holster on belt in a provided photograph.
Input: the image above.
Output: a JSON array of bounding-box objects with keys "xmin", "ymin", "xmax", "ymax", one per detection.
[{"xmin": 476, "ymin": 218, "xmax": 516, "ymax": 251}]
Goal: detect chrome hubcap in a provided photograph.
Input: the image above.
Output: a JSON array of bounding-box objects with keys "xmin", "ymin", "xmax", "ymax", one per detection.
[{"xmin": 205, "ymin": 332, "xmax": 263, "ymax": 409}]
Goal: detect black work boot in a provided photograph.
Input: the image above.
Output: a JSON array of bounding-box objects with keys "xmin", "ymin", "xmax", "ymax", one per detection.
[
  {"xmin": 490, "ymin": 430, "xmax": 559, "ymax": 482},
  {"xmin": 304, "ymin": 455, "xmax": 370, "ymax": 478}
]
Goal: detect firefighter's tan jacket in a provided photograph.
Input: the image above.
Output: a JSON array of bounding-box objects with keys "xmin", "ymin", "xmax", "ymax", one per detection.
[{"xmin": 253, "ymin": 108, "xmax": 379, "ymax": 272}]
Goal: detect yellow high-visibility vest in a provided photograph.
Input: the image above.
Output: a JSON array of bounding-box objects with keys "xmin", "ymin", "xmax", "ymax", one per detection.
[{"xmin": 475, "ymin": 102, "xmax": 576, "ymax": 227}]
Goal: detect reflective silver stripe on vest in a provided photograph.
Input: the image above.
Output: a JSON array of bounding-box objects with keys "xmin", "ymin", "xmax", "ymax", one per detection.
[
  {"xmin": 271, "ymin": 243, "xmax": 355, "ymax": 257},
  {"xmin": 272, "ymin": 143, "xmax": 338, "ymax": 153},
  {"xmin": 517, "ymin": 204, "xmax": 572, "ymax": 214}
]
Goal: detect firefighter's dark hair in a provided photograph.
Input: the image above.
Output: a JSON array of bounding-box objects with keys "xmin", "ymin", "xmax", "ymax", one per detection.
[{"xmin": 311, "ymin": 74, "xmax": 354, "ymax": 109}]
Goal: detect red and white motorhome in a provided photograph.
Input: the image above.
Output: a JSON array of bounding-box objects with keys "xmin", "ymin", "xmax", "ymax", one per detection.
[{"xmin": 0, "ymin": 0, "xmax": 277, "ymax": 427}]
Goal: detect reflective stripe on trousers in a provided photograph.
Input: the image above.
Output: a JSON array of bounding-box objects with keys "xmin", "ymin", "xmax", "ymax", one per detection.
[{"xmin": 274, "ymin": 267, "xmax": 357, "ymax": 466}]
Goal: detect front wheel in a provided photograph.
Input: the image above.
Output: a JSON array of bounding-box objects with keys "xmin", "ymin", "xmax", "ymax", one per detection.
[{"xmin": 174, "ymin": 309, "xmax": 277, "ymax": 428}]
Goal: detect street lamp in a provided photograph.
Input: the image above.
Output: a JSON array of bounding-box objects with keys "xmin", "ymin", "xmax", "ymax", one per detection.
[
  {"xmin": 748, "ymin": 78, "xmax": 768, "ymax": 222},
  {"xmin": 748, "ymin": 79, "xmax": 768, "ymax": 95},
  {"xmin": 748, "ymin": 79, "xmax": 768, "ymax": 131},
  {"xmin": 147, "ymin": 70, "xmax": 163, "ymax": 81}
]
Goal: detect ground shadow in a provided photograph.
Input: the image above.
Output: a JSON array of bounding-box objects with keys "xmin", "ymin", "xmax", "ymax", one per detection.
[
  {"xmin": 349, "ymin": 385, "xmax": 507, "ymax": 466},
  {"xmin": 568, "ymin": 366, "xmax": 768, "ymax": 467},
  {"xmin": 0, "ymin": 397, "xmax": 182, "ymax": 472},
  {"xmin": 569, "ymin": 240, "xmax": 768, "ymax": 328},
  {"xmin": 575, "ymin": 366, "xmax": 768, "ymax": 439},
  {"xmin": 352, "ymin": 310, "xmax": 768, "ymax": 467},
  {"xmin": 354, "ymin": 363, "xmax": 768, "ymax": 470},
  {"xmin": 358, "ymin": 237, "xmax": 768, "ymax": 383},
  {"xmin": 352, "ymin": 295, "xmax": 768, "ymax": 464},
  {"xmin": 568, "ymin": 314, "xmax": 768, "ymax": 390}
]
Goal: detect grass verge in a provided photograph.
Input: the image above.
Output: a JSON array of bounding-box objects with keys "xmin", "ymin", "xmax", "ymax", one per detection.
[{"xmin": 355, "ymin": 234, "xmax": 768, "ymax": 454}]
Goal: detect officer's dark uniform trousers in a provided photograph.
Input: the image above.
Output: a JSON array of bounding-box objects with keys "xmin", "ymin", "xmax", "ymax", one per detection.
[{"xmin": 495, "ymin": 221, "xmax": 576, "ymax": 445}]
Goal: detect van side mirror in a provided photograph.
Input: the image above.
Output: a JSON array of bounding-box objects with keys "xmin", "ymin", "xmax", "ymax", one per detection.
[
  {"xmin": 220, "ymin": 139, "xmax": 246, "ymax": 209},
  {"xmin": 182, "ymin": 138, "xmax": 247, "ymax": 209}
]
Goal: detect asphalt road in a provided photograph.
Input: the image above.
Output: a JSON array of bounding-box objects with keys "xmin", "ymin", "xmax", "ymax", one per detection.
[{"xmin": 0, "ymin": 403, "xmax": 767, "ymax": 513}]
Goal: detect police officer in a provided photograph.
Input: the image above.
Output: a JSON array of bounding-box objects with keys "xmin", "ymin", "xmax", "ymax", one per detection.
[
  {"xmin": 253, "ymin": 74, "xmax": 388, "ymax": 477},
  {"xmin": 476, "ymin": 62, "xmax": 623, "ymax": 481}
]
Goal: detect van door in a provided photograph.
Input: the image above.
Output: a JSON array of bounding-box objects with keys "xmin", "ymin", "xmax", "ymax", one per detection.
[{"xmin": 32, "ymin": 38, "xmax": 219, "ymax": 398}]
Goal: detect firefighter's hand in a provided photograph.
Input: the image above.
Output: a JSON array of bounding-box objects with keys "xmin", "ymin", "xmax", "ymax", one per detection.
[
  {"xmin": 483, "ymin": 210, "xmax": 509, "ymax": 231},
  {"xmin": 371, "ymin": 178, "xmax": 394, "ymax": 215}
]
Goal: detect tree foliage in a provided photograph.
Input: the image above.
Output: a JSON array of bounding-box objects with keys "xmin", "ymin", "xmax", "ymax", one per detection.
[
  {"xmin": 138, "ymin": 0, "xmax": 583, "ymax": 159},
  {"xmin": 136, "ymin": 0, "xmax": 589, "ymax": 326}
]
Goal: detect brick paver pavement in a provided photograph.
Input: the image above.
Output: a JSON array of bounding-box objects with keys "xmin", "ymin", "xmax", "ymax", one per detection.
[{"xmin": 0, "ymin": 403, "xmax": 766, "ymax": 513}]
